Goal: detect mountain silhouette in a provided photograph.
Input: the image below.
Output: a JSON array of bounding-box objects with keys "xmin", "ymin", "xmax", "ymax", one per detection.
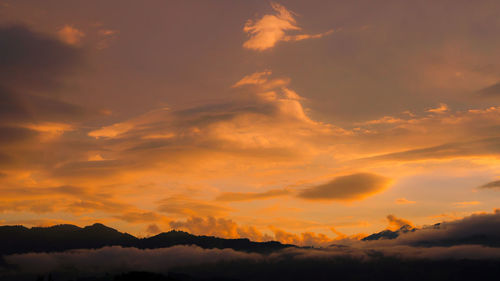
[
  {"xmin": 0, "ymin": 223, "xmax": 292, "ymax": 255},
  {"xmin": 362, "ymin": 224, "xmax": 415, "ymax": 241}
]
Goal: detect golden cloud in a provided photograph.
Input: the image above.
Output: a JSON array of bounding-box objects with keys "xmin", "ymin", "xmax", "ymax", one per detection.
[
  {"xmin": 157, "ymin": 196, "xmax": 231, "ymax": 217},
  {"xmin": 243, "ymin": 2, "xmax": 332, "ymax": 51},
  {"xmin": 386, "ymin": 214, "xmax": 413, "ymax": 231},
  {"xmin": 169, "ymin": 216, "xmax": 338, "ymax": 246},
  {"xmin": 216, "ymin": 188, "xmax": 290, "ymax": 202},
  {"xmin": 395, "ymin": 198, "xmax": 416, "ymax": 205},
  {"xmin": 57, "ymin": 25, "xmax": 85, "ymax": 46}
]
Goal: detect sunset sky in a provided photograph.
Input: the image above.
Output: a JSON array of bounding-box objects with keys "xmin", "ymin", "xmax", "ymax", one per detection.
[{"xmin": 1, "ymin": 0, "xmax": 500, "ymax": 245}]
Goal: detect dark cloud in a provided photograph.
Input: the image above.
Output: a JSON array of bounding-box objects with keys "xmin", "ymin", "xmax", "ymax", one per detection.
[
  {"xmin": 0, "ymin": 24, "xmax": 85, "ymax": 126},
  {"xmin": 0, "ymin": 24, "xmax": 81, "ymax": 90},
  {"xmin": 146, "ymin": 224, "xmax": 162, "ymax": 235},
  {"xmin": 3, "ymin": 244, "xmax": 500, "ymax": 281},
  {"xmin": 2, "ymin": 245, "xmax": 259, "ymax": 277},
  {"xmin": 0, "ymin": 185, "xmax": 87, "ymax": 197},
  {"xmin": 0, "ymin": 126, "xmax": 38, "ymax": 144},
  {"xmin": 297, "ymin": 173, "xmax": 390, "ymax": 201},
  {"xmin": 51, "ymin": 159, "xmax": 127, "ymax": 178},
  {"xmin": 479, "ymin": 180, "xmax": 500, "ymax": 189},
  {"xmin": 0, "ymin": 24, "xmax": 87, "ymax": 180},
  {"xmin": 478, "ymin": 82, "xmax": 500, "ymax": 97},
  {"xmin": 377, "ymin": 210, "xmax": 500, "ymax": 247}
]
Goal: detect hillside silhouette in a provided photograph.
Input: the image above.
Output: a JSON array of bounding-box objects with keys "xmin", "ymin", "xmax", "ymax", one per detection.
[{"xmin": 0, "ymin": 223, "xmax": 292, "ymax": 255}]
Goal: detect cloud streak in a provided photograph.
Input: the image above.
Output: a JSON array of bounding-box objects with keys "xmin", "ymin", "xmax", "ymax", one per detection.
[
  {"xmin": 243, "ymin": 2, "xmax": 332, "ymax": 51},
  {"xmin": 298, "ymin": 173, "xmax": 391, "ymax": 201},
  {"xmin": 479, "ymin": 180, "xmax": 500, "ymax": 189},
  {"xmin": 216, "ymin": 188, "xmax": 290, "ymax": 202}
]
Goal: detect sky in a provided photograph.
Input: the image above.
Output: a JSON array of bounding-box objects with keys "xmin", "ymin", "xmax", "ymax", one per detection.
[{"xmin": 0, "ymin": 0, "xmax": 500, "ymax": 244}]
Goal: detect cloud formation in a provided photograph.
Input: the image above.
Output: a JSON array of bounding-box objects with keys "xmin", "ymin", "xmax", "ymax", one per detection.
[
  {"xmin": 395, "ymin": 198, "xmax": 415, "ymax": 205},
  {"xmin": 1, "ymin": 1, "xmax": 500, "ymax": 240},
  {"xmin": 479, "ymin": 180, "xmax": 500, "ymax": 189},
  {"xmin": 298, "ymin": 173, "xmax": 391, "ymax": 201},
  {"xmin": 386, "ymin": 214, "xmax": 413, "ymax": 231},
  {"xmin": 3, "ymin": 245, "xmax": 259, "ymax": 276},
  {"xmin": 384, "ymin": 210, "xmax": 500, "ymax": 247},
  {"xmin": 0, "ymin": 24, "xmax": 85, "ymax": 169},
  {"xmin": 478, "ymin": 82, "xmax": 500, "ymax": 97},
  {"xmin": 169, "ymin": 216, "xmax": 272, "ymax": 242},
  {"xmin": 3, "ymin": 212, "xmax": 500, "ymax": 280},
  {"xmin": 57, "ymin": 25, "xmax": 85, "ymax": 46},
  {"xmin": 243, "ymin": 2, "xmax": 332, "ymax": 50},
  {"xmin": 216, "ymin": 188, "xmax": 290, "ymax": 202}
]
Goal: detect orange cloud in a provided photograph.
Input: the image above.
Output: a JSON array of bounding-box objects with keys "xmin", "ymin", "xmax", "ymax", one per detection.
[
  {"xmin": 4, "ymin": 26, "xmax": 500, "ymax": 239},
  {"xmin": 243, "ymin": 2, "xmax": 332, "ymax": 51},
  {"xmin": 169, "ymin": 216, "xmax": 337, "ymax": 246},
  {"xmin": 170, "ymin": 216, "xmax": 261, "ymax": 240},
  {"xmin": 216, "ymin": 188, "xmax": 290, "ymax": 202},
  {"xmin": 114, "ymin": 211, "xmax": 166, "ymax": 223},
  {"xmin": 356, "ymin": 106, "xmax": 500, "ymax": 162},
  {"xmin": 271, "ymin": 227, "xmax": 332, "ymax": 246},
  {"xmin": 395, "ymin": 198, "xmax": 416, "ymax": 205},
  {"xmin": 57, "ymin": 25, "xmax": 85, "ymax": 46},
  {"xmin": 283, "ymin": 30, "xmax": 334, "ymax": 42},
  {"xmin": 298, "ymin": 173, "xmax": 391, "ymax": 201},
  {"xmin": 157, "ymin": 196, "xmax": 231, "ymax": 217},
  {"xmin": 453, "ymin": 201, "xmax": 481, "ymax": 207},
  {"xmin": 427, "ymin": 103, "xmax": 449, "ymax": 114},
  {"xmin": 386, "ymin": 214, "xmax": 413, "ymax": 231},
  {"xmin": 97, "ymin": 28, "xmax": 119, "ymax": 49}
]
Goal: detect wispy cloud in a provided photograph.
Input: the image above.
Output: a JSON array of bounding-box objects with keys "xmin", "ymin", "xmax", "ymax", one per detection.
[
  {"xmin": 216, "ymin": 188, "xmax": 290, "ymax": 202},
  {"xmin": 243, "ymin": 2, "xmax": 333, "ymax": 51},
  {"xmin": 395, "ymin": 198, "xmax": 416, "ymax": 205},
  {"xmin": 479, "ymin": 180, "xmax": 500, "ymax": 189},
  {"xmin": 453, "ymin": 201, "xmax": 481, "ymax": 207}
]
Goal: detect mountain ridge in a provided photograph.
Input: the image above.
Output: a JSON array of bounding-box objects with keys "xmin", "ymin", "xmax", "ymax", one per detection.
[{"xmin": 0, "ymin": 223, "xmax": 293, "ymax": 255}]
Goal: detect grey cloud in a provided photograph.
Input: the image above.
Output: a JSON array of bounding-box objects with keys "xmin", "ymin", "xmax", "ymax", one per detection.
[
  {"xmin": 0, "ymin": 24, "xmax": 81, "ymax": 90},
  {"xmin": 297, "ymin": 173, "xmax": 390, "ymax": 201},
  {"xmin": 0, "ymin": 24, "xmax": 85, "ymax": 126},
  {"xmin": 479, "ymin": 180, "xmax": 500, "ymax": 189},
  {"xmin": 0, "ymin": 24, "xmax": 87, "ymax": 178},
  {"xmin": 3, "ymin": 245, "xmax": 259, "ymax": 276},
  {"xmin": 3, "ymin": 244, "xmax": 500, "ymax": 281},
  {"xmin": 368, "ymin": 210, "xmax": 500, "ymax": 248},
  {"xmin": 0, "ymin": 127, "xmax": 38, "ymax": 144},
  {"xmin": 478, "ymin": 82, "xmax": 500, "ymax": 97},
  {"xmin": 51, "ymin": 159, "xmax": 128, "ymax": 179}
]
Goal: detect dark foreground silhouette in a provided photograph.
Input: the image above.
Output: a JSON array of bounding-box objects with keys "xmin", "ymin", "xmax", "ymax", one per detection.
[
  {"xmin": 0, "ymin": 223, "xmax": 291, "ymax": 255},
  {"xmin": 2, "ymin": 221, "xmax": 500, "ymax": 281},
  {"xmin": 30, "ymin": 258, "xmax": 500, "ymax": 281}
]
